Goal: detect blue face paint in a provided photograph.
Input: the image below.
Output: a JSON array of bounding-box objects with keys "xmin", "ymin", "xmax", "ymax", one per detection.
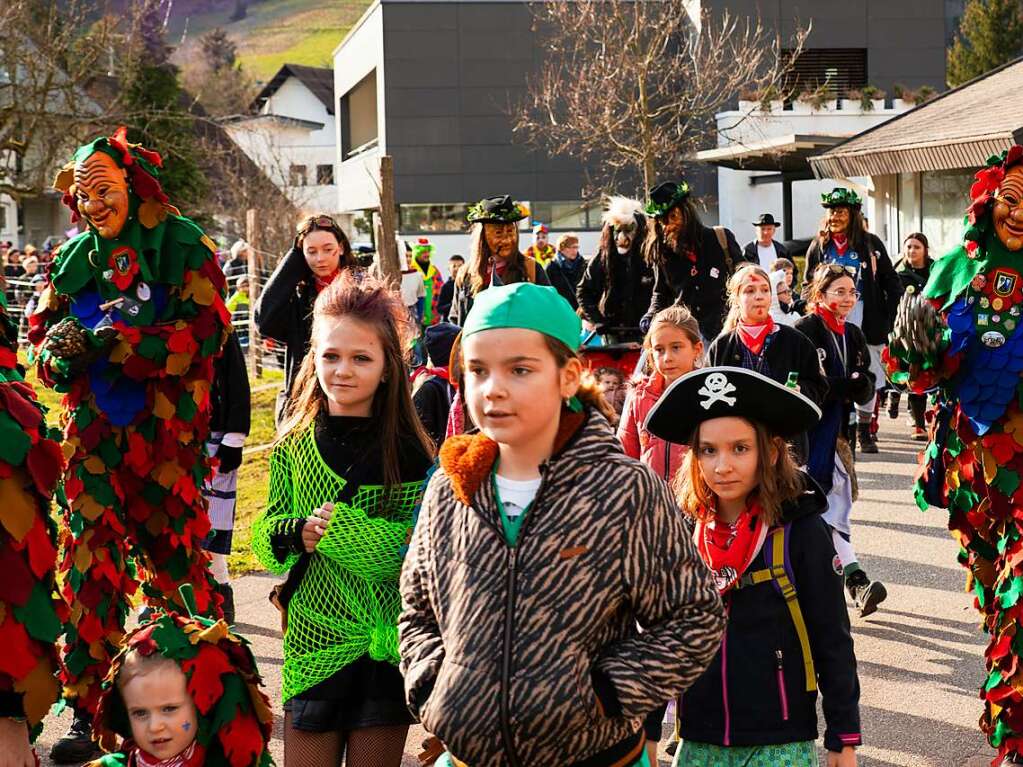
[{"xmin": 182, "ymin": 722, "xmax": 191, "ymax": 732}]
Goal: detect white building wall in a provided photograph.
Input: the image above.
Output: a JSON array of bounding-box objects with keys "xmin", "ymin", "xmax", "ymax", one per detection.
[{"xmin": 334, "ymin": 3, "xmax": 387, "ymax": 213}]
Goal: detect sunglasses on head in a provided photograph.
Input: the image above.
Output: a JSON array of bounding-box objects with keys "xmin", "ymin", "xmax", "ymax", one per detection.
[{"xmin": 299, "ymin": 215, "xmax": 338, "ymax": 234}]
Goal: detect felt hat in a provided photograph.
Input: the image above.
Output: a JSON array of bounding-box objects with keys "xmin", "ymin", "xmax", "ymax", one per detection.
[
  {"xmin": 644, "ymin": 366, "xmax": 820, "ymax": 444},
  {"xmin": 462, "ymin": 282, "xmax": 580, "ymax": 351},
  {"xmin": 821, "ymin": 188, "xmax": 862, "ymax": 209},
  {"xmin": 754, "ymin": 213, "xmax": 779, "ymax": 226},
  {"xmin": 645, "ymin": 180, "xmax": 691, "ymax": 219},
  {"xmin": 467, "ymin": 196, "xmax": 528, "ymax": 224}
]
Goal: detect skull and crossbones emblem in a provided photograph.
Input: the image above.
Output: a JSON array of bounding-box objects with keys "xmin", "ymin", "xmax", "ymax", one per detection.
[{"xmin": 698, "ymin": 372, "xmax": 737, "ymax": 409}]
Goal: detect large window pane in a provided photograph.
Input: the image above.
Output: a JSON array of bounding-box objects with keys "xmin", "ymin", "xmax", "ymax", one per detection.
[
  {"xmin": 529, "ymin": 201, "xmax": 587, "ymax": 229},
  {"xmin": 399, "ymin": 203, "xmax": 469, "ymax": 233},
  {"xmin": 921, "ymin": 169, "xmax": 977, "ymax": 256}
]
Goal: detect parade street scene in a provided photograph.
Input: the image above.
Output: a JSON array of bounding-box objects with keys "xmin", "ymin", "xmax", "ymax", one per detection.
[{"xmin": 4, "ymin": 1, "xmax": 1023, "ymax": 766}]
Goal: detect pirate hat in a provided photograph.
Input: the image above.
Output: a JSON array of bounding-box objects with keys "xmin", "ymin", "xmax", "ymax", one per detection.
[{"xmin": 644, "ymin": 366, "xmax": 820, "ymax": 445}]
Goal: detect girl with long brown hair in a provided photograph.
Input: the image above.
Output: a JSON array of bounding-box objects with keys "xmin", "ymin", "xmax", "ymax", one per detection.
[
  {"xmin": 647, "ymin": 367, "xmax": 861, "ymax": 767},
  {"xmin": 252, "ymin": 273, "xmax": 434, "ymax": 767}
]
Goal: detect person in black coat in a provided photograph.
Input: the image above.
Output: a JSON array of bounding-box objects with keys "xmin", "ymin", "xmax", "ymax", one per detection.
[
  {"xmin": 743, "ymin": 213, "xmax": 792, "ymax": 276},
  {"xmin": 412, "ymin": 322, "xmax": 459, "ymax": 447},
  {"xmin": 802, "ymin": 188, "xmax": 903, "ymax": 454},
  {"xmin": 577, "ymin": 196, "xmax": 653, "ymax": 344},
  {"xmin": 437, "ymin": 254, "xmax": 464, "ymax": 321},
  {"xmin": 254, "ymin": 214, "xmax": 358, "ymax": 422},
  {"xmin": 544, "ymin": 233, "xmax": 586, "ymax": 310},
  {"xmin": 641, "ymin": 181, "xmax": 747, "ymax": 341}
]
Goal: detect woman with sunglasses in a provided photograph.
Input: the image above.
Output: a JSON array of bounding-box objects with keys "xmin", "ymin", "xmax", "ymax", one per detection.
[{"xmin": 256, "ymin": 214, "xmax": 358, "ymax": 422}]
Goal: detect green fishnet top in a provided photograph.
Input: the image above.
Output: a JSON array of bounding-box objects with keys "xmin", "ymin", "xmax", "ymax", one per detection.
[{"xmin": 252, "ymin": 421, "xmax": 427, "ymax": 702}]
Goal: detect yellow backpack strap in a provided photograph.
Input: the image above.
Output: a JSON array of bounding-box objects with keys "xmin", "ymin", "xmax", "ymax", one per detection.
[{"xmin": 769, "ymin": 527, "xmax": 817, "ymax": 692}]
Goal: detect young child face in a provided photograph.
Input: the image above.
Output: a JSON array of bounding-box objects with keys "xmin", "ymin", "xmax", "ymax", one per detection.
[
  {"xmin": 696, "ymin": 417, "xmax": 762, "ymax": 509},
  {"xmin": 314, "ymin": 316, "xmax": 387, "ymax": 418},
  {"xmin": 737, "ymin": 274, "xmax": 772, "ymax": 324},
  {"xmin": 597, "ymin": 372, "xmax": 626, "ymax": 414},
  {"xmin": 821, "ymin": 275, "xmax": 857, "ymax": 320},
  {"xmin": 302, "ymin": 230, "xmax": 342, "ymax": 279},
  {"xmin": 462, "ymin": 328, "xmax": 580, "ymax": 449},
  {"xmin": 783, "ymin": 267, "xmax": 794, "ymax": 287},
  {"xmin": 650, "ymin": 325, "xmax": 702, "ymax": 386},
  {"xmin": 121, "ymin": 663, "xmax": 198, "ymax": 760}
]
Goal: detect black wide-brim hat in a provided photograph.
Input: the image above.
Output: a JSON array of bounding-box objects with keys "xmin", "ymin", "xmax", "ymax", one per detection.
[
  {"xmin": 467, "ymin": 195, "xmax": 528, "ymax": 224},
  {"xmin": 644, "ymin": 366, "xmax": 821, "ymax": 445},
  {"xmin": 754, "ymin": 213, "xmax": 779, "ymax": 226}
]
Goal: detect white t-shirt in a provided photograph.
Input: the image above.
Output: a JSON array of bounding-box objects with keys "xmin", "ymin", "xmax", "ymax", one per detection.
[
  {"xmin": 756, "ymin": 243, "xmax": 776, "ymax": 271},
  {"xmin": 494, "ymin": 474, "xmax": 542, "ymax": 518}
]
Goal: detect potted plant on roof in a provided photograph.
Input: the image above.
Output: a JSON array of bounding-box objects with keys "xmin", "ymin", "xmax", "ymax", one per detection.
[{"xmin": 797, "ymin": 82, "xmax": 836, "ymax": 112}]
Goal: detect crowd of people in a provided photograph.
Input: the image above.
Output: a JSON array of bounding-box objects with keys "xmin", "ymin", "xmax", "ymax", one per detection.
[{"xmin": 4, "ymin": 123, "xmax": 1023, "ymax": 767}]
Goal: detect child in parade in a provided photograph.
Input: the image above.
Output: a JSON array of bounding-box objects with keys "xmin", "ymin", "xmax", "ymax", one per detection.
[
  {"xmin": 645, "ymin": 367, "xmax": 861, "ymax": 767},
  {"xmin": 252, "ymin": 274, "xmax": 434, "ymax": 767},
  {"xmin": 707, "ymin": 264, "xmax": 827, "ymax": 406},
  {"xmin": 399, "ymin": 282, "xmax": 726, "ymax": 767},
  {"xmin": 595, "ymin": 366, "xmax": 628, "ymax": 422},
  {"xmin": 85, "ymin": 609, "xmax": 273, "ymax": 767},
  {"xmin": 795, "ymin": 265, "xmax": 888, "ymax": 617}
]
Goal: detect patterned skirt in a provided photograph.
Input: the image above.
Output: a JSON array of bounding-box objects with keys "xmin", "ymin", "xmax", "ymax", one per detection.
[{"xmin": 673, "ymin": 740, "xmax": 818, "ymax": 767}]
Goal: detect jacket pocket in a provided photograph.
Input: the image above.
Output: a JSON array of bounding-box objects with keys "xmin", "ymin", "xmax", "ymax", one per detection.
[{"xmin": 420, "ymin": 659, "xmax": 497, "ymax": 758}]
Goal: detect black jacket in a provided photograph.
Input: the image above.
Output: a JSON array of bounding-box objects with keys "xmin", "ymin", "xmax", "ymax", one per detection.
[
  {"xmin": 545, "ymin": 254, "xmax": 586, "ymax": 310},
  {"xmin": 210, "ymin": 331, "xmax": 251, "ymax": 436},
  {"xmin": 254, "ymin": 246, "xmax": 319, "ymax": 398},
  {"xmin": 643, "ymin": 226, "xmax": 746, "ymax": 340},
  {"xmin": 894, "ymin": 257, "xmax": 933, "ymax": 296},
  {"xmin": 449, "ymin": 256, "xmax": 549, "ymax": 326},
  {"xmin": 803, "ymin": 233, "xmax": 903, "ymax": 345},
  {"xmin": 706, "ymin": 325, "xmax": 828, "ymax": 407},
  {"xmin": 577, "ymin": 248, "xmax": 654, "ymax": 336},
  {"xmin": 679, "ymin": 476, "xmax": 861, "ymax": 753},
  {"xmin": 437, "ymin": 277, "xmax": 456, "ymax": 320},
  {"xmin": 742, "ymin": 240, "xmax": 791, "ymax": 277}
]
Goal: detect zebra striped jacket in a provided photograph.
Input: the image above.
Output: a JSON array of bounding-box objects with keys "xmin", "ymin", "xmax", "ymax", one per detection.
[{"xmin": 399, "ymin": 408, "xmax": 726, "ymax": 766}]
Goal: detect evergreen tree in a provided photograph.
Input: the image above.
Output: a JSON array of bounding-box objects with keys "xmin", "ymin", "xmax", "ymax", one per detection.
[
  {"xmin": 947, "ymin": 0, "xmax": 1023, "ymax": 88},
  {"xmin": 182, "ymin": 26, "xmax": 254, "ymax": 117}
]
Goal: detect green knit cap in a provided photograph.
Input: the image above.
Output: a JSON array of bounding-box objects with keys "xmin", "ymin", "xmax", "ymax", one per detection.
[{"xmin": 463, "ymin": 283, "xmax": 581, "ymax": 350}]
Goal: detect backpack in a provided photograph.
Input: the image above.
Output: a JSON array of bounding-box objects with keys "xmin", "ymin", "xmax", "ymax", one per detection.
[{"xmin": 713, "ymin": 226, "xmax": 736, "ymax": 276}]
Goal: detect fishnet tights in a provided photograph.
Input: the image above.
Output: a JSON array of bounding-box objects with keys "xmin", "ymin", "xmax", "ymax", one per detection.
[{"xmin": 284, "ymin": 712, "xmax": 409, "ymax": 767}]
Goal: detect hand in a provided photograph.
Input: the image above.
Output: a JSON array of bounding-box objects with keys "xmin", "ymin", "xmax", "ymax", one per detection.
[
  {"xmin": 301, "ymin": 503, "xmax": 334, "ymax": 553},
  {"xmin": 826, "ymin": 746, "xmax": 857, "ymax": 767},
  {"xmin": 216, "ymin": 444, "xmax": 243, "ymax": 474},
  {"xmin": 581, "ymin": 320, "xmax": 596, "ymax": 333},
  {"xmin": 0, "ymin": 718, "xmax": 34, "ymax": 767}
]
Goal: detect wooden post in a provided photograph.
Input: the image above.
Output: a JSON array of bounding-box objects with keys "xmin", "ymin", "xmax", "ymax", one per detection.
[
  {"xmin": 376, "ymin": 155, "xmax": 400, "ymax": 284},
  {"xmin": 245, "ymin": 208, "xmax": 263, "ymax": 378}
]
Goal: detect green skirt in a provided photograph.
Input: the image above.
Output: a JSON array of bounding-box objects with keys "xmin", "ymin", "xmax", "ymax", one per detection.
[{"xmin": 672, "ymin": 740, "xmax": 818, "ymax": 767}]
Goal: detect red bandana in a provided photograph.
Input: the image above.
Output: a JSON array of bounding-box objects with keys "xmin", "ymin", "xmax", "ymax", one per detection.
[
  {"xmin": 314, "ymin": 269, "xmax": 341, "ymax": 293},
  {"xmin": 831, "ymin": 233, "xmax": 849, "ymax": 256},
  {"xmin": 737, "ymin": 316, "xmax": 776, "ymax": 355},
  {"xmin": 133, "ymin": 741, "xmax": 204, "ymax": 767},
  {"xmin": 694, "ymin": 501, "xmax": 768, "ymax": 593},
  {"xmin": 815, "ymin": 304, "xmax": 846, "ymax": 336}
]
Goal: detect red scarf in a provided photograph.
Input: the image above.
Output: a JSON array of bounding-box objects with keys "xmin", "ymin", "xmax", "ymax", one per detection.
[
  {"xmin": 831, "ymin": 232, "xmax": 849, "ymax": 256},
  {"xmin": 314, "ymin": 269, "xmax": 341, "ymax": 293},
  {"xmin": 131, "ymin": 741, "xmax": 204, "ymax": 767},
  {"xmin": 694, "ymin": 501, "xmax": 768, "ymax": 593},
  {"xmin": 815, "ymin": 303, "xmax": 846, "ymax": 335},
  {"xmin": 737, "ymin": 316, "xmax": 776, "ymax": 356}
]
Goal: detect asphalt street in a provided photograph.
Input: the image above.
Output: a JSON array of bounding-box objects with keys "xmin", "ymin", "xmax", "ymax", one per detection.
[{"xmin": 37, "ymin": 418, "xmax": 996, "ymax": 766}]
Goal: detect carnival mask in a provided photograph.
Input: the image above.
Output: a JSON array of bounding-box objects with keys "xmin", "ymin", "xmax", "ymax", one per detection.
[
  {"xmin": 615, "ymin": 223, "xmax": 636, "ymax": 253},
  {"xmin": 994, "ymin": 165, "xmax": 1023, "ymax": 252},
  {"xmin": 662, "ymin": 206, "xmax": 685, "ymax": 248},
  {"xmin": 73, "ymin": 152, "xmax": 130, "ymax": 240},
  {"xmin": 827, "ymin": 207, "xmax": 850, "ymax": 236},
  {"xmin": 484, "ymin": 222, "xmax": 518, "ymax": 259}
]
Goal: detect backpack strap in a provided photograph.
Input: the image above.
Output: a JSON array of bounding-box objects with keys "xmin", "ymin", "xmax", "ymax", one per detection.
[
  {"xmin": 713, "ymin": 226, "xmax": 735, "ymax": 275},
  {"xmin": 763, "ymin": 524, "xmax": 817, "ymax": 692},
  {"xmin": 525, "ymin": 257, "xmax": 537, "ymax": 284}
]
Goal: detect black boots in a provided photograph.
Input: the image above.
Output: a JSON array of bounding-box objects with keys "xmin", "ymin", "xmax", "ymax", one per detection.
[
  {"xmin": 887, "ymin": 390, "xmax": 900, "ymax": 419},
  {"xmin": 217, "ymin": 581, "xmax": 236, "ymax": 625},
  {"xmin": 857, "ymin": 422, "xmax": 878, "ymax": 454},
  {"xmin": 845, "ymin": 569, "xmax": 887, "ymax": 617},
  {"xmin": 50, "ymin": 708, "xmax": 99, "ymax": 764}
]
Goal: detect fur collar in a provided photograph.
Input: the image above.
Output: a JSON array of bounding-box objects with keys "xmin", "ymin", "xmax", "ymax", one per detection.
[{"xmin": 440, "ymin": 409, "xmax": 587, "ymax": 506}]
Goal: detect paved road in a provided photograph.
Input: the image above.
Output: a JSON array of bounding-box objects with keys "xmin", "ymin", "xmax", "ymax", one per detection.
[{"xmin": 37, "ymin": 419, "xmax": 996, "ymax": 766}]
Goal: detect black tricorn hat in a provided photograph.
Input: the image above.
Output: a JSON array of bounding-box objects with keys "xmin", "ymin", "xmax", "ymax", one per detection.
[
  {"xmin": 644, "ymin": 366, "xmax": 821, "ymax": 445},
  {"xmin": 754, "ymin": 213, "xmax": 779, "ymax": 226},
  {"xmin": 467, "ymin": 195, "xmax": 528, "ymax": 224}
]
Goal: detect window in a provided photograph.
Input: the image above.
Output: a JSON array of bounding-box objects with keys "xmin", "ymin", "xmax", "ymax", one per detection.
[
  {"xmin": 922, "ymin": 168, "xmax": 978, "ymax": 255},
  {"xmin": 289, "ymin": 165, "xmax": 307, "ymax": 187},
  {"xmin": 529, "ymin": 201, "xmax": 600, "ymax": 230},
  {"xmin": 339, "ymin": 70, "xmax": 378, "ymax": 159},
  {"xmin": 782, "ymin": 48, "xmax": 867, "ymax": 95},
  {"xmin": 399, "ymin": 204, "xmax": 470, "ymax": 233},
  {"xmin": 316, "ymin": 164, "xmax": 334, "ymax": 185}
]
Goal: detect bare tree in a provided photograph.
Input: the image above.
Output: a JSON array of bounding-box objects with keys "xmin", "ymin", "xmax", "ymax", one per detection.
[
  {"xmin": 513, "ymin": 1, "xmax": 808, "ymax": 194},
  {"xmin": 0, "ymin": 0, "xmax": 111, "ymax": 199}
]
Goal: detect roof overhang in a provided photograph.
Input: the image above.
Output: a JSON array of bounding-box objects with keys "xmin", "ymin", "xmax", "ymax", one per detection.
[
  {"xmin": 695, "ymin": 134, "xmax": 847, "ymax": 174},
  {"xmin": 809, "ymin": 129, "xmax": 1023, "ymax": 178},
  {"xmin": 222, "ymin": 114, "xmax": 326, "ymax": 131}
]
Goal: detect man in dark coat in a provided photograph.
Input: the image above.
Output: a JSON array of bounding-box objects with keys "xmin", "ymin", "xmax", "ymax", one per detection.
[
  {"xmin": 641, "ymin": 180, "xmax": 747, "ymax": 341},
  {"xmin": 437, "ymin": 254, "xmax": 464, "ymax": 321},
  {"xmin": 743, "ymin": 213, "xmax": 792, "ymax": 276}
]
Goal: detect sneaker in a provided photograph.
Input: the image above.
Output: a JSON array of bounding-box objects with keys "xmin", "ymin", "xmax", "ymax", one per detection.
[
  {"xmin": 913, "ymin": 426, "xmax": 928, "ymax": 441},
  {"xmin": 50, "ymin": 712, "xmax": 99, "ymax": 764},
  {"xmin": 847, "ymin": 572, "xmax": 888, "ymax": 617},
  {"xmin": 857, "ymin": 423, "xmax": 878, "ymax": 454}
]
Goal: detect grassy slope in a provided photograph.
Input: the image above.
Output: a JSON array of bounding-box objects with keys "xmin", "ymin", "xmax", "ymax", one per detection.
[
  {"xmin": 167, "ymin": 0, "xmax": 370, "ymax": 81},
  {"xmin": 27, "ymin": 361, "xmax": 281, "ymax": 577}
]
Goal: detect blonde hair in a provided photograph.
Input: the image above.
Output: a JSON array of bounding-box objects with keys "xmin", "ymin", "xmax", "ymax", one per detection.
[
  {"xmin": 642, "ymin": 305, "xmax": 703, "ymax": 375},
  {"xmin": 116, "ymin": 650, "xmax": 182, "ymax": 692},
  {"xmin": 672, "ymin": 417, "xmax": 804, "ymax": 527},
  {"xmin": 555, "ymin": 233, "xmax": 579, "ymax": 251},
  {"xmin": 722, "ymin": 264, "xmax": 772, "ymax": 332}
]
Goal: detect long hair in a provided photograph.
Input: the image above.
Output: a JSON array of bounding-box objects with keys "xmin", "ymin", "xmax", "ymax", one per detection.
[
  {"xmin": 596, "ymin": 214, "xmax": 647, "ymax": 317},
  {"xmin": 807, "ymin": 262, "xmax": 856, "ymax": 311},
  {"xmin": 277, "ymin": 273, "xmax": 435, "ymax": 493},
  {"xmin": 458, "ymin": 223, "xmax": 527, "ymax": 295},
  {"xmin": 722, "ymin": 264, "xmax": 772, "ymax": 333},
  {"xmin": 815, "ymin": 205, "xmax": 868, "ymax": 257},
  {"xmin": 643, "ymin": 198, "xmax": 702, "ymax": 267},
  {"xmin": 672, "ymin": 418, "xmax": 804, "ymax": 527},
  {"xmin": 295, "ymin": 213, "xmax": 357, "ymax": 271}
]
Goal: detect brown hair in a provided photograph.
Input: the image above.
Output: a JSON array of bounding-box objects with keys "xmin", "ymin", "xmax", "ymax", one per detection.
[
  {"xmin": 296, "ymin": 213, "xmax": 356, "ymax": 271},
  {"xmin": 770, "ymin": 257, "xmax": 795, "ymax": 273},
  {"xmin": 457, "ymin": 222, "xmax": 528, "ymax": 295},
  {"xmin": 903, "ymin": 231, "xmax": 929, "ymax": 254},
  {"xmin": 278, "ymin": 273, "xmax": 435, "ymax": 492},
  {"xmin": 642, "ymin": 305, "xmax": 703, "ymax": 375},
  {"xmin": 116, "ymin": 650, "xmax": 182, "ymax": 692},
  {"xmin": 642, "ymin": 198, "xmax": 702, "ymax": 267},
  {"xmin": 672, "ymin": 418, "xmax": 804, "ymax": 526},
  {"xmin": 722, "ymin": 264, "xmax": 771, "ymax": 332},
  {"xmin": 816, "ymin": 205, "xmax": 868, "ymax": 257},
  {"xmin": 807, "ymin": 262, "xmax": 856, "ymax": 310},
  {"xmin": 555, "ymin": 233, "xmax": 579, "ymax": 251}
]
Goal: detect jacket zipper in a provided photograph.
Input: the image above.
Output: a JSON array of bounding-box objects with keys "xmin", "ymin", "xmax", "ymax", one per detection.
[
  {"xmin": 663, "ymin": 440, "xmax": 670, "ymax": 483},
  {"xmin": 721, "ymin": 625, "xmax": 730, "ymax": 745},
  {"xmin": 775, "ymin": 650, "xmax": 789, "ymax": 721}
]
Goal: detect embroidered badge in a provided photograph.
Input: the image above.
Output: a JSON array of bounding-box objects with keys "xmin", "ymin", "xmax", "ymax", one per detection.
[
  {"xmin": 698, "ymin": 372, "xmax": 737, "ymax": 409},
  {"xmin": 107, "ymin": 245, "xmax": 139, "ymax": 291},
  {"xmin": 710, "ymin": 267, "xmax": 720, "ymax": 279},
  {"xmin": 994, "ymin": 270, "xmax": 1018, "ymax": 297},
  {"xmin": 832, "ymin": 555, "xmax": 844, "ymax": 576}
]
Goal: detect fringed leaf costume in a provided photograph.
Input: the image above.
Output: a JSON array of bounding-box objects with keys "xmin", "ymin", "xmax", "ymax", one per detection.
[
  {"xmin": 28, "ymin": 127, "xmax": 230, "ymax": 714},
  {"xmin": 885, "ymin": 144, "xmax": 1023, "ymax": 762}
]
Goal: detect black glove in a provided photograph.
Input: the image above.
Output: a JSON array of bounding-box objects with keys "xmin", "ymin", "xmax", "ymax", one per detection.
[{"xmin": 217, "ymin": 444, "xmax": 243, "ymax": 474}]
